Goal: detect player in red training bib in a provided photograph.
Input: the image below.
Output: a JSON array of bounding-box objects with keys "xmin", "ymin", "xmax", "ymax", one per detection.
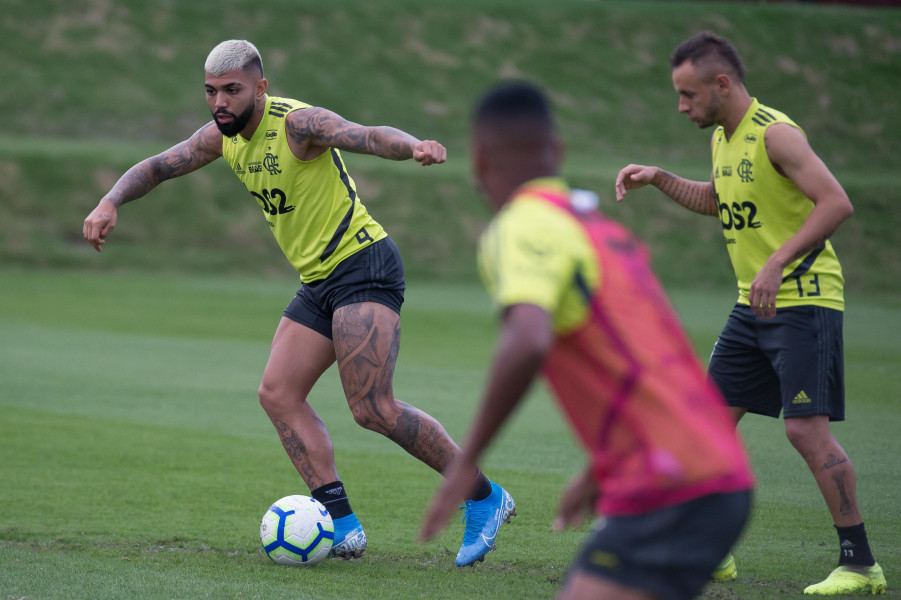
[{"xmin": 421, "ymin": 82, "xmax": 754, "ymax": 600}]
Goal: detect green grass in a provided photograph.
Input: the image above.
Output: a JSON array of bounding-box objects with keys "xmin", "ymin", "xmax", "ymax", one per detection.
[
  {"xmin": 1, "ymin": 269, "xmax": 899, "ymax": 599},
  {"xmin": 2, "ymin": 1, "xmax": 900, "ymax": 596}
]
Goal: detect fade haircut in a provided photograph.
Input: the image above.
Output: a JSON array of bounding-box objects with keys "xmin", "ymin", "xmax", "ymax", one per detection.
[
  {"xmin": 473, "ymin": 81, "xmax": 555, "ymax": 140},
  {"xmin": 670, "ymin": 32, "xmax": 746, "ymax": 84},
  {"xmin": 204, "ymin": 40, "xmax": 264, "ymax": 77}
]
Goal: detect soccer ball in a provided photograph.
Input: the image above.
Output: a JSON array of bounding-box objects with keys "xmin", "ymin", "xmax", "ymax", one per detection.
[{"xmin": 260, "ymin": 495, "xmax": 334, "ymax": 566}]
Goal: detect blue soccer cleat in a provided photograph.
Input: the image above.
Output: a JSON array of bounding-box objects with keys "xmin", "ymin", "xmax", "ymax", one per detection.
[
  {"xmin": 329, "ymin": 513, "xmax": 367, "ymax": 559},
  {"xmin": 455, "ymin": 482, "xmax": 516, "ymax": 567}
]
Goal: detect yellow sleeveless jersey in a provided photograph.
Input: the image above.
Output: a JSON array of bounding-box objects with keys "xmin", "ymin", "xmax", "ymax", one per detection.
[
  {"xmin": 221, "ymin": 95, "xmax": 386, "ymax": 282},
  {"xmin": 712, "ymin": 98, "xmax": 844, "ymax": 310},
  {"xmin": 478, "ymin": 178, "xmax": 599, "ymax": 335}
]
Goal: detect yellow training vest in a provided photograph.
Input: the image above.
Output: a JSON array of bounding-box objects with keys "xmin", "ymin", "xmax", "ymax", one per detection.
[
  {"xmin": 221, "ymin": 95, "xmax": 386, "ymax": 282},
  {"xmin": 711, "ymin": 99, "xmax": 844, "ymax": 310}
]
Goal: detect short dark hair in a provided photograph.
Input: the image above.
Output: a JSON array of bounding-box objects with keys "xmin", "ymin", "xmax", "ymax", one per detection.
[
  {"xmin": 670, "ymin": 32, "xmax": 746, "ymax": 83},
  {"xmin": 473, "ymin": 81, "xmax": 554, "ymax": 130}
]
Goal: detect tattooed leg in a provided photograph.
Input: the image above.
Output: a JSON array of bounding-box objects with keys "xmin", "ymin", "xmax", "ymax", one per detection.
[
  {"xmin": 386, "ymin": 401, "xmax": 456, "ymax": 473},
  {"xmin": 785, "ymin": 415, "xmax": 862, "ymax": 526},
  {"xmin": 267, "ymin": 408, "xmax": 339, "ymax": 491},
  {"xmin": 334, "ymin": 302, "xmax": 460, "ymax": 474},
  {"xmin": 259, "ymin": 317, "xmax": 340, "ymax": 490}
]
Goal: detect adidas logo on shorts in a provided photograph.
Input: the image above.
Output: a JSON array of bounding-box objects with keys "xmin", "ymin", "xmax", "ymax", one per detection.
[{"xmin": 792, "ymin": 390, "xmax": 812, "ymax": 404}]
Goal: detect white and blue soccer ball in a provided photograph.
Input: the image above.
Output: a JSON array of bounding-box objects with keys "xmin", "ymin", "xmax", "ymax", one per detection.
[{"xmin": 260, "ymin": 495, "xmax": 334, "ymax": 566}]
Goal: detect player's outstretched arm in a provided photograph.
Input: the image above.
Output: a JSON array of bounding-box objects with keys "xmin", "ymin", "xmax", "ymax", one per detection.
[
  {"xmin": 615, "ymin": 163, "xmax": 718, "ymax": 216},
  {"xmin": 83, "ymin": 123, "xmax": 223, "ymax": 252},
  {"xmin": 286, "ymin": 107, "xmax": 446, "ymax": 166}
]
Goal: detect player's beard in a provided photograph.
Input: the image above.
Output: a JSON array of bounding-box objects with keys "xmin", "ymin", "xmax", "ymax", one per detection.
[
  {"xmin": 213, "ymin": 102, "xmax": 254, "ymax": 137},
  {"xmin": 692, "ymin": 92, "xmax": 723, "ymax": 129}
]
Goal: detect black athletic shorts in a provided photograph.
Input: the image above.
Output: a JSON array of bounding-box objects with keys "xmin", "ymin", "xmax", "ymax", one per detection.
[
  {"xmin": 569, "ymin": 490, "xmax": 752, "ymax": 600},
  {"xmin": 283, "ymin": 237, "xmax": 405, "ymax": 340},
  {"xmin": 708, "ymin": 303, "xmax": 845, "ymax": 421}
]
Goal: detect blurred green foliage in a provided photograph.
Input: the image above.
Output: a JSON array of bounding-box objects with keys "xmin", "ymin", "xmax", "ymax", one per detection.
[{"xmin": 2, "ymin": 0, "xmax": 899, "ymax": 295}]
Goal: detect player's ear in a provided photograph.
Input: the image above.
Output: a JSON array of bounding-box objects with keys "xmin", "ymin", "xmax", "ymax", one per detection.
[
  {"xmin": 256, "ymin": 77, "xmax": 268, "ymax": 98},
  {"xmin": 715, "ymin": 72, "xmax": 731, "ymax": 94}
]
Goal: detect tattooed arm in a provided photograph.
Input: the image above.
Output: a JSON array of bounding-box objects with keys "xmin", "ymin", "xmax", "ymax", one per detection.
[
  {"xmin": 83, "ymin": 122, "xmax": 223, "ymax": 252},
  {"xmin": 285, "ymin": 107, "xmax": 446, "ymax": 166},
  {"xmin": 614, "ymin": 163, "xmax": 718, "ymax": 216}
]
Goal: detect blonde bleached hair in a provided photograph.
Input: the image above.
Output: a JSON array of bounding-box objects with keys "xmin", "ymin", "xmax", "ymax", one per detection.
[{"xmin": 204, "ymin": 40, "xmax": 264, "ymax": 77}]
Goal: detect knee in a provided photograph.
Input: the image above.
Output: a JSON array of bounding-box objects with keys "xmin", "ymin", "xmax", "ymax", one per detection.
[
  {"xmin": 784, "ymin": 417, "xmax": 825, "ymax": 456},
  {"xmin": 258, "ymin": 381, "xmax": 278, "ymax": 414},
  {"xmin": 784, "ymin": 420, "xmax": 807, "ymax": 446},
  {"xmin": 258, "ymin": 380, "xmax": 300, "ymax": 416},
  {"xmin": 348, "ymin": 397, "xmax": 396, "ymax": 435}
]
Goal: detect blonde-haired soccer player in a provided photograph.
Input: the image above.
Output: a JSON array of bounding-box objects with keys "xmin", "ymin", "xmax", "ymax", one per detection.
[
  {"xmin": 83, "ymin": 39, "xmax": 514, "ymax": 566},
  {"xmin": 616, "ymin": 32, "xmax": 886, "ymax": 595}
]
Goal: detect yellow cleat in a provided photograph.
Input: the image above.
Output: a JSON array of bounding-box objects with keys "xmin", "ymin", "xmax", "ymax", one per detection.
[
  {"xmin": 711, "ymin": 553, "xmax": 737, "ymax": 582},
  {"xmin": 804, "ymin": 563, "xmax": 887, "ymax": 595}
]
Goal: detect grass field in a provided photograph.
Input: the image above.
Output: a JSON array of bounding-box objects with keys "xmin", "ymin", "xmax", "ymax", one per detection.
[
  {"xmin": 2, "ymin": 1, "xmax": 900, "ymax": 597},
  {"xmin": 1, "ymin": 269, "xmax": 898, "ymax": 599}
]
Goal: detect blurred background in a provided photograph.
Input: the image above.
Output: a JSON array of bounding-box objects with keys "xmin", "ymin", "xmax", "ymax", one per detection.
[{"xmin": 2, "ymin": 0, "xmax": 899, "ymax": 298}]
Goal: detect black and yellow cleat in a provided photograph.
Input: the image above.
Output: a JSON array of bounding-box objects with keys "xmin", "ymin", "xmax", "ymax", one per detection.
[{"xmin": 711, "ymin": 553, "xmax": 737, "ymax": 582}]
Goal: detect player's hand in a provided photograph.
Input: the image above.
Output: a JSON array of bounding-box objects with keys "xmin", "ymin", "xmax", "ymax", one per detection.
[
  {"xmin": 749, "ymin": 259, "xmax": 783, "ymax": 319},
  {"xmin": 412, "ymin": 140, "xmax": 446, "ymax": 166},
  {"xmin": 552, "ymin": 467, "xmax": 599, "ymax": 532},
  {"xmin": 418, "ymin": 457, "xmax": 479, "ymax": 543},
  {"xmin": 83, "ymin": 199, "xmax": 118, "ymax": 252},
  {"xmin": 615, "ymin": 164, "xmax": 659, "ymax": 202}
]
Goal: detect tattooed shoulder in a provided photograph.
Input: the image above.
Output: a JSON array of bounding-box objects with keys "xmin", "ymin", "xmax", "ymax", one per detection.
[
  {"xmin": 287, "ymin": 107, "xmax": 371, "ymax": 153},
  {"xmin": 285, "ymin": 108, "xmax": 321, "ymax": 144}
]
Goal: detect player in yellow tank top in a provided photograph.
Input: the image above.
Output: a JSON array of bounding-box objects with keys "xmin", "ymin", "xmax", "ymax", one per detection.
[
  {"xmin": 711, "ymin": 99, "xmax": 844, "ymax": 310},
  {"xmin": 83, "ymin": 39, "xmax": 513, "ymax": 567},
  {"xmin": 615, "ymin": 32, "xmax": 885, "ymax": 596},
  {"xmin": 222, "ymin": 95, "xmax": 386, "ymax": 283}
]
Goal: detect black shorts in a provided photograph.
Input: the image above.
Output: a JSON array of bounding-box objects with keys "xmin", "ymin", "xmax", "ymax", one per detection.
[
  {"xmin": 708, "ymin": 304, "xmax": 845, "ymax": 421},
  {"xmin": 283, "ymin": 237, "xmax": 405, "ymax": 340},
  {"xmin": 569, "ymin": 491, "xmax": 752, "ymax": 600}
]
